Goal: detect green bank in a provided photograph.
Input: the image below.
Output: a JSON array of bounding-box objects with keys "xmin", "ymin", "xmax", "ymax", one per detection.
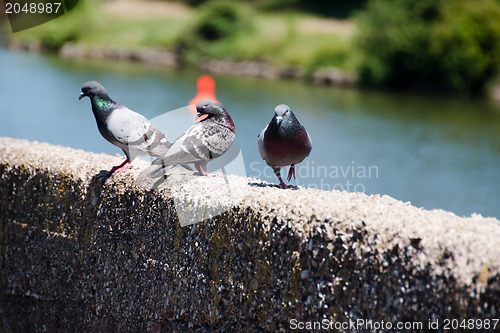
[{"xmin": 5, "ymin": 0, "xmax": 500, "ymax": 95}]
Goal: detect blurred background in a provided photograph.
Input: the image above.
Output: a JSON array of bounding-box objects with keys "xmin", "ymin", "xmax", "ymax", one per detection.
[{"xmin": 1, "ymin": 0, "xmax": 500, "ymax": 218}]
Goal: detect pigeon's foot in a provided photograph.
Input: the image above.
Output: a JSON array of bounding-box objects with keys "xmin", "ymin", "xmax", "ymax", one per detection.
[
  {"xmin": 278, "ymin": 176, "xmax": 294, "ymax": 189},
  {"xmin": 287, "ymin": 165, "xmax": 296, "ymax": 181},
  {"xmin": 204, "ymin": 172, "xmax": 222, "ymax": 178},
  {"xmin": 196, "ymin": 165, "xmax": 218, "ymax": 177},
  {"xmin": 109, "ymin": 159, "xmax": 132, "ymax": 174}
]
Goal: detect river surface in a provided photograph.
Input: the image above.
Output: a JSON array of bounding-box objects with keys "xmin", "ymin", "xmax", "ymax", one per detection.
[{"xmin": 1, "ymin": 47, "xmax": 500, "ymax": 218}]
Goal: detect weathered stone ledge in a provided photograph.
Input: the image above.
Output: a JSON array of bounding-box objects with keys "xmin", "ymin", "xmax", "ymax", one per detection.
[{"xmin": 1, "ymin": 137, "xmax": 499, "ymax": 332}]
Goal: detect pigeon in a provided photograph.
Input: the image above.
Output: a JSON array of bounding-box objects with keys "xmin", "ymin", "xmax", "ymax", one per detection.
[
  {"xmin": 258, "ymin": 104, "xmax": 312, "ymax": 189},
  {"xmin": 79, "ymin": 81, "xmax": 171, "ymax": 174},
  {"xmin": 149, "ymin": 99, "xmax": 235, "ymax": 178}
]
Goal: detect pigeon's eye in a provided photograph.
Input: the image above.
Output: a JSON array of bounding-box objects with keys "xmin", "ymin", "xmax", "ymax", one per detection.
[
  {"xmin": 83, "ymin": 87, "xmax": 90, "ymax": 92},
  {"xmin": 202, "ymin": 105, "xmax": 207, "ymax": 110}
]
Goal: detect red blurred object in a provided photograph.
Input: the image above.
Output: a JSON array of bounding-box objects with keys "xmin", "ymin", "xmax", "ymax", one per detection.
[{"xmin": 189, "ymin": 75, "xmax": 220, "ymax": 117}]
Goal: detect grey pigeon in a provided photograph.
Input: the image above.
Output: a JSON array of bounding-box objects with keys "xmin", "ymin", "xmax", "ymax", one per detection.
[
  {"xmin": 149, "ymin": 99, "xmax": 235, "ymax": 178},
  {"xmin": 79, "ymin": 81, "xmax": 171, "ymax": 173},
  {"xmin": 258, "ymin": 104, "xmax": 312, "ymax": 189}
]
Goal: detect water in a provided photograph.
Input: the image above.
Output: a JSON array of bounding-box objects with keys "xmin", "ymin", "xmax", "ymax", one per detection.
[{"xmin": 2, "ymin": 47, "xmax": 500, "ymax": 218}]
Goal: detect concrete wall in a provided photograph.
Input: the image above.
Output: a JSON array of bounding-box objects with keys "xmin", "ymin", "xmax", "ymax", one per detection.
[{"xmin": 1, "ymin": 137, "xmax": 499, "ymax": 332}]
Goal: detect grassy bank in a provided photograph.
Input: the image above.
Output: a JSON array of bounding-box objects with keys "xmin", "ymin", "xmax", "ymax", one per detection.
[
  {"xmin": 6, "ymin": 0, "xmax": 500, "ymax": 95},
  {"xmin": 8, "ymin": 0, "xmax": 356, "ymax": 74}
]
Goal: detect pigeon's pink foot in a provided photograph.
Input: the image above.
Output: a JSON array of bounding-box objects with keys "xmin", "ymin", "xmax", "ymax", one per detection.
[
  {"xmin": 278, "ymin": 176, "xmax": 294, "ymax": 189},
  {"xmin": 204, "ymin": 172, "xmax": 222, "ymax": 178},
  {"xmin": 109, "ymin": 159, "xmax": 132, "ymax": 174},
  {"xmin": 287, "ymin": 165, "xmax": 296, "ymax": 181},
  {"xmin": 197, "ymin": 165, "xmax": 221, "ymax": 178}
]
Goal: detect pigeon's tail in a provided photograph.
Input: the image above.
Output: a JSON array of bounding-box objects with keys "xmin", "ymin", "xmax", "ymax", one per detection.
[
  {"xmin": 146, "ymin": 139, "xmax": 172, "ymax": 159},
  {"xmin": 144, "ymin": 127, "xmax": 173, "ymax": 158},
  {"xmin": 124, "ymin": 124, "xmax": 173, "ymax": 159},
  {"xmin": 147, "ymin": 159, "xmax": 174, "ymax": 178},
  {"xmin": 147, "ymin": 151, "xmax": 197, "ymax": 177}
]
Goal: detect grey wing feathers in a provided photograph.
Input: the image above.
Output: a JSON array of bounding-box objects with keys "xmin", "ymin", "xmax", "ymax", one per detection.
[
  {"xmin": 136, "ymin": 124, "xmax": 172, "ymax": 157},
  {"xmin": 107, "ymin": 105, "xmax": 171, "ymax": 158},
  {"xmin": 152, "ymin": 124, "xmax": 207, "ymax": 166},
  {"xmin": 148, "ymin": 121, "xmax": 235, "ymax": 177},
  {"xmin": 257, "ymin": 126, "xmax": 267, "ymax": 160}
]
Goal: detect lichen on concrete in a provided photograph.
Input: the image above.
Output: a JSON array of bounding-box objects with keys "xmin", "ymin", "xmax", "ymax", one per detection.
[{"xmin": 1, "ymin": 137, "xmax": 499, "ymax": 332}]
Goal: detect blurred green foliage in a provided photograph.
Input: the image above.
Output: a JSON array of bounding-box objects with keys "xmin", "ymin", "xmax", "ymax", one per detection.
[
  {"xmin": 355, "ymin": 0, "xmax": 500, "ymax": 94},
  {"xmin": 12, "ymin": 0, "xmax": 356, "ymax": 72},
  {"xmin": 175, "ymin": 1, "xmax": 355, "ymax": 70},
  {"xmin": 13, "ymin": 0, "xmax": 500, "ymax": 95},
  {"xmin": 192, "ymin": 0, "xmax": 250, "ymax": 41},
  {"xmin": 170, "ymin": 0, "xmax": 367, "ymax": 18},
  {"xmin": 12, "ymin": 0, "xmax": 92, "ymax": 49},
  {"xmin": 176, "ymin": 0, "xmax": 254, "ymax": 63}
]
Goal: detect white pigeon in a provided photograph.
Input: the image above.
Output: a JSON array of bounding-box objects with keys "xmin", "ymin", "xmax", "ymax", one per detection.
[{"xmin": 79, "ymin": 81, "xmax": 171, "ymax": 173}]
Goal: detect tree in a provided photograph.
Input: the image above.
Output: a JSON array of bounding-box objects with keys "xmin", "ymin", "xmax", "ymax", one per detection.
[{"xmin": 356, "ymin": 0, "xmax": 500, "ymax": 94}]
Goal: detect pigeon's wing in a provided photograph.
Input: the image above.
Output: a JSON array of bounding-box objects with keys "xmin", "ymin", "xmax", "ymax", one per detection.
[
  {"xmin": 154, "ymin": 123, "xmax": 211, "ymax": 166},
  {"xmin": 202, "ymin": 123, "xmax": 235, "ymax": 160},
  {"xmin": 257, "ymin": 126, "xmax": 268, "ymax": 160},
  {"xmin": 143, "ymin": 123, "xmax": 172, "ymax": 157},
  {"xmin": 154, "ymin": 121, "xmax": 235, "ymax": 167},
  {"xmin": 306, "ymin": 129, "xmax": 312, "ymax": 150},
  {"xmin": 107, "ymin": 105, "xmax": 171, "ymax": 158},
  {"xmin": 148, "ymin": 127, "xmax": 208, "ymax": 178}
]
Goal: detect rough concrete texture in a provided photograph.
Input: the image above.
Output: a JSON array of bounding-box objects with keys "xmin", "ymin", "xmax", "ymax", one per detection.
[{"xmin": 1, "ymin": 137, "xmax": 499, "ymax": 332}]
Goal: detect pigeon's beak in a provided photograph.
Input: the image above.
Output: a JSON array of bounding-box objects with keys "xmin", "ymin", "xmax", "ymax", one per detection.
[
  {"xmin": 275, "ymin": 115, "xmax": 283, "ymax": 125},
  {"xmin": 79, "ymin": 92, "xmax": 85, "ymax": 100},
  {"xmin": 197, "ymin": 114, "xmax": 209, "ymax": 122}
]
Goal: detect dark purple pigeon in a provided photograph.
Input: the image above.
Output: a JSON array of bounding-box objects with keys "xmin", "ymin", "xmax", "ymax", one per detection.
[{"xmin": 258, "ymin": 104, "xmax": 312, "ymax": 189}]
